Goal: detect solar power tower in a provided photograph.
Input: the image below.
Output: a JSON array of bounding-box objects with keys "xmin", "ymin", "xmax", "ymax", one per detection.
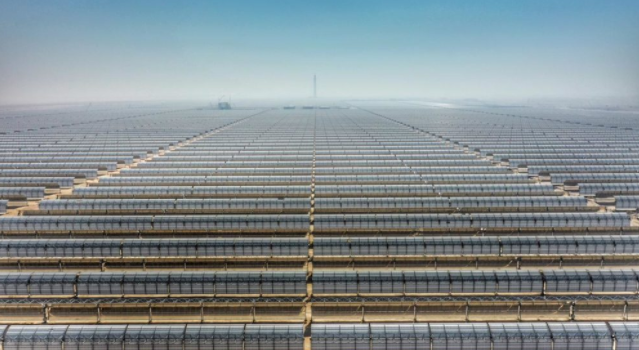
[{"xmin": 0, "ymin": 101, "xmax": 637, "ymax": 350}]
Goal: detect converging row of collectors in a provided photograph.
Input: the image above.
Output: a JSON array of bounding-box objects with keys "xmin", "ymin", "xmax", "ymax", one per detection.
[
  {"xmin": 0, "ymin": 212, "xmax": 629, "ymax": 233},
  {"xmin": 1, "ymin": 235, "xmax": 637, "ymax": 258},
  {"xmin": 32, "ymin": 196, "xmax": 592, "ymax": 214},
  {"xmin": 0, "ymin": 322, "xmax": 636, "ymax": 350},
  {"xmin": 0, "ymin": 269, "xmax": 637, "ymax": 297},
  {"xmin": 0, "ymin": 271, "xmax": 307, "ymax": 297}
]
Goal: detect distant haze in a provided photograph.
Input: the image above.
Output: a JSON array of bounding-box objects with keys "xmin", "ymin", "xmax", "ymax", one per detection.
[{"xmin": 1, "ymin": 0, "xmax": 638, "ymax": 105}]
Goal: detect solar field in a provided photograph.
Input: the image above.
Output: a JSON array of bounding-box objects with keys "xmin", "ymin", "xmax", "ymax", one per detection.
[{"xmin": 0, "ymin": 101, "xmax": 638, "ymax": 349}]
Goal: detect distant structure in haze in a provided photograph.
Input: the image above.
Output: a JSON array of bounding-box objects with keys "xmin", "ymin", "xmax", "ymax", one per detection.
[
  {"xmin": 217, "ymin": 95, "xmax": 232, "ymax": 110},
  {"xmin": 313, "ymin": 74, "xmax": 317, "ymax": 98}
]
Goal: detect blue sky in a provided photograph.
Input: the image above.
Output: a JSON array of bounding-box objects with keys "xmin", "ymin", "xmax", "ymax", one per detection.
[{"xmin": 0, "ymin": 0, "xmax": 638, "ymax": 104}]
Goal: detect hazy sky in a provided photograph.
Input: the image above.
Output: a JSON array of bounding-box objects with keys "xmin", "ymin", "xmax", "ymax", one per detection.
[{"xmin": 1, "ymin": 0, "xmax": 638, "ymax": 104}]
